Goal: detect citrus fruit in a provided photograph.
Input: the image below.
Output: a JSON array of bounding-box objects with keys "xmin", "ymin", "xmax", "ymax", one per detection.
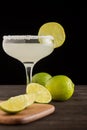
[
  {"xmin": 38, "ymin": 22, "xmax": 66, "ymax": 48},
  {"xmin": 0, "ymin": 94, "xmax": 35, "ymax": 113},
  {"xmin": 26, "ymin": 83, "xmax": 52, "ymax": 103},
  {"xmin": 45, "ymin": 75, "xmax": 74, "ymax": 101},
  {"xmin": 32, "ymin": 72, "xmax": 52, "ymax": 86}
]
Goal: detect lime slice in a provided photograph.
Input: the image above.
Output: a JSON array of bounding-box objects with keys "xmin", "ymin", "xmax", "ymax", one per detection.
[
  {"xmin": 0, "ymin": 94, "xmax": 35, "ymax": 113},
  {"xmin": 38, "ymin": 22, "xmax": 66, "ymax": 48},
  {"xmin": 26, "ymin": 83, "xmax": 52, "ymax": 103}
]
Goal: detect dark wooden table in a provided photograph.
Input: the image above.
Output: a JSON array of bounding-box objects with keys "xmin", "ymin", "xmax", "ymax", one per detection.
[{"xmin": 0, "ymin": 85, "xmax": 87, "ymax": 130}]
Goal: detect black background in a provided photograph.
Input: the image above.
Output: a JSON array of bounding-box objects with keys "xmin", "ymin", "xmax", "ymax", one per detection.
[{"xmin": 0, "ymin": 2, "xmax": 86, "ymax": 85}]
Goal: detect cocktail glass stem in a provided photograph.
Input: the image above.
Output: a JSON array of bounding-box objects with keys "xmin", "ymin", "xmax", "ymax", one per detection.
[{"xmin": 23, "ymin": 62, "xmax": 34, "ymax": 84}]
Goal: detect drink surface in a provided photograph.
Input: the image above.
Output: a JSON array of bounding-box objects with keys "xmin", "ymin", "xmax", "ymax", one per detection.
[{"xmin": 3, "ymin": 42, "xmax": 54, "ymax": 63}]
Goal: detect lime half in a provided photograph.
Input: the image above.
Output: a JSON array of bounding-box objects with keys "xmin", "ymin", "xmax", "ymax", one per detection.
[
  {"xmin": 38, "ymin": 22, "xmax": 66, "ymax": 48},
  {"xmin": 26, "ymin": 83, "xmax": 52, "ymax": 103},
  {"xmin": 0, "ymin": 94, "xmax": 35, "ymax": 113}
]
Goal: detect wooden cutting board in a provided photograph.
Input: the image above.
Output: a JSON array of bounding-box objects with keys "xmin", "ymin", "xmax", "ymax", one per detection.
[{"xmin": 0, "ymin": 102, "xmax": 55, "ymax": 125}]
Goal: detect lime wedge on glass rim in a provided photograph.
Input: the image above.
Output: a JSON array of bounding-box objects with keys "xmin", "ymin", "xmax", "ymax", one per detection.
[
  {"xmin": 0, "ymin": 94, "xmax": 35, "ymax": 113},
  {"xmin": 26, "ymin": 83, "xmax": 52, "ymax": 103},
  {"xmin": 38, "ymin": 22, "xmax": 66, "ymax": 48}
]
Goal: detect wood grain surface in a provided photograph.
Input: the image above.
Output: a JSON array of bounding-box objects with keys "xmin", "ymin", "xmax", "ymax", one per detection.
[
  {"xmin": 0, "ymin": 85, "xmax": 87, "ymax": 130},
  {"xmin": 0, "ymin": 103, "xmax": 55, "ymax": 124}
]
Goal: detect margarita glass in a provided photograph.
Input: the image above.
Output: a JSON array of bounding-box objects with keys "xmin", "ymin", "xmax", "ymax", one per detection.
[{"xmin": 2, "ymin": 35, "xmax": 54, "ymax": 84}]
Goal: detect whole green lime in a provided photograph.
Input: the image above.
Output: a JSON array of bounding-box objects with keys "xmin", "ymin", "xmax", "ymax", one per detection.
[
  {"xmin": 32, "ymin": 72, "xmax": 52, "ymax": 86},
  {"xmin": 45, "ymin": 75, "xmax": 74, "ymax": 101}
]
